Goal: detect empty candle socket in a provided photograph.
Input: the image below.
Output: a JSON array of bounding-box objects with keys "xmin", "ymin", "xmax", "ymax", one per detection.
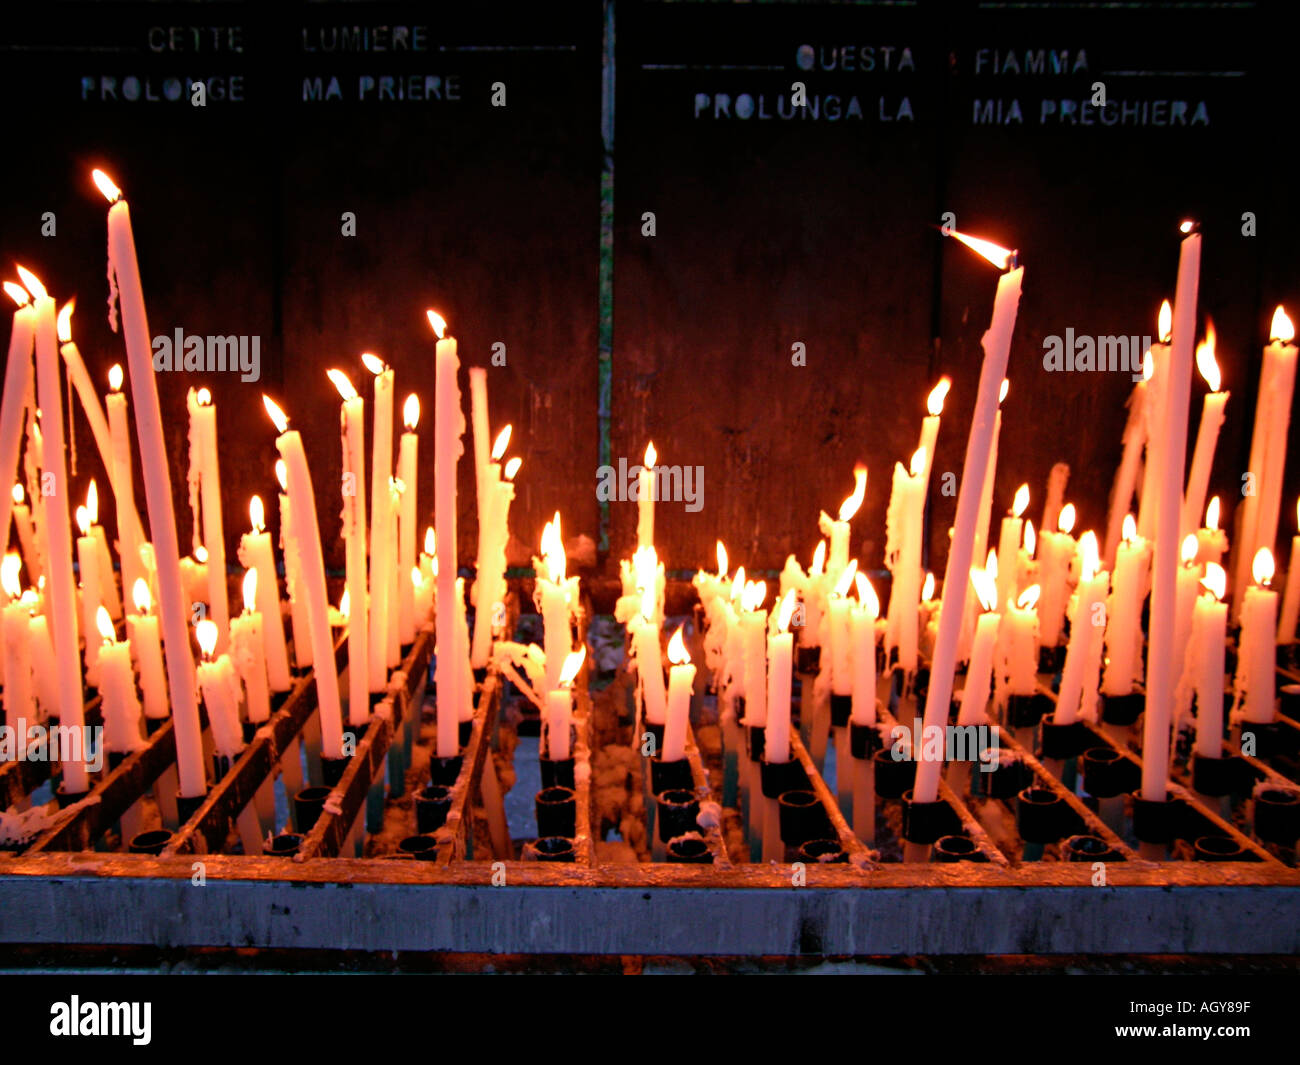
[
  {"xmin": 175, "ymin": 790, "xmax": 207, "ymax": 824},
  {"xmin": 321, "ymin": 755, "xmax": 349, "ymax": 788},
  {"xmin": 263, "ymin": 832, "xmax": 305, "ymax": 857},
  {"xmin": 777, "ymin": 789, "xmax": 832, "ymax": 845},
  {"xmin": 128, "ymin": 829, "xmax": 173, "ymax": 855},
  {"xmin": 1063, "ymin": 834, "xmax": 1123, "ymax": 863},
  {"xmin": 1193, "ymin": 834, "xmax": 1246, "ymax": 862},
  {"xmin": 1016, "ymin": 786, "xmax": 1075, "ymax": 844},
  {"xmin": 523, "ymin": 836, "xmax": 575, "ymax": 862},
  {"xmin": 829, "ymin": 692, "xmax": 852, "ymax": 728},
  {"xmin": 932, "ymin": 834, "xmax": 985, "ymax": 862},
  {"xmin": 657, "ymin": 788, "xmax": 701, "ymax": 843},
  {"xmin": 1253, "ymin": 786, "xmax": 1300, "ymax": 845},
  {"xmin": 667, "ymin": 834, "xmax": 714, "ymax": 863},
  {"xmin": 1039, "ymin": 714, "xmax": 1092, "ymax": 760},
  {"xmin": 872, "ymin": 747, "xmax": 917, "ymax": 798},
  {"xmin": 415, "ymin": 784, "xmax": 453, "ymax": 834},
  {"xmin": 1080, "ymin": 746, "xmax": 1139, "ymax": 799},
  {"xmin": 396, "ymin": 834, "xmax": 439, "ymax": 861},
  {"xmin": 901, "ymin": 790, "xmax": 962, "ymax": 844},
  {"xmin": 797, "ymin": 838, "xmax": 849, "ymax": 863},
  {"xmin": 649, "ymin": 754, "xmax": 694, "ymax": 795},
  {"xmin": 294, "ymin": 785, "xmax": 332, "ymax": 834},
  {"xmin": 535, "ymin": 785, "xmax": 577, "ymax": 838}
]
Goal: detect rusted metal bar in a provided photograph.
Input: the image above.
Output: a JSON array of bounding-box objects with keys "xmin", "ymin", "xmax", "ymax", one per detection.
[{"xmin": 435, "ymin": 677, "xmax": 500, "ymax": 866}]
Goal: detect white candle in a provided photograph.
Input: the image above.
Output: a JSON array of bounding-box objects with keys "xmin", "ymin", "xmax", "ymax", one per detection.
[
  {"xmin": 1036, "ymin": 504, "xmax": 1076, "ymax": 648},
  {"xmin": 996, "ymin": 483, "xmax": 1029, "ymax": 615},
  {"xmin": 1279, "ymin": 505, "xmax": 1300, "ymax": 642},
  {"xmin": 764, "ymin": 591, "xmax": 796, "ymax": 763},
  {"xmin": 1138, "ymin": 305, "xmax": 1172, "ymax": 542},
  {"xmin": 397, "ymin": 395, "xmax": 419, "ymax": 646},
  {"xmin": 0, "ymin": 290, "xmax": 35, "ymax": 559},
  {"xmin": 28, "ymin": 611, "xmax": 57, "ymax": 722},
  {"xmin": 327, "ymin": 369, "xmax": 369, "ymax": 725},
  {"xmin": 663, "ymin": 626, "xmax": 696, "ymax": 762},
  {"xmin": 230, "ymin": 569, "xmax": 271, "ymax": 726},
  {"xmin": 886, "ymin": 450, "xmax": 926, "ymax": 673},
  {"xmin": 22, "ymin": 266, "xmax": 89, "ymax": 794},
  {"xmin": 545, "ymin": 648, "xmax": 586, "ymax": 762},
  {"xmin": 998, "ymin": 585, "xmax": 1040, "ymax": 698},
  {"xmin": 276, "ymin": 460, "xmax": 312, "ymax": 668},
  {"xmin": 263, "ymin": 397, "xmax": 344, "ymax": 760},
  {"xmin": 959, "ymin": 380, "xmax": 1007, "ymax": 661},
  {"xmin": 536, "ymin": 514, "xmax": 576, "ymax": 694},
  {"xmin": 1, "ymin": 556, "xmax": 34, "ymax": 751},
  {"xmin": 129, "ymin": 578, "xmax": 167, "ymax": 720},
  {"xmin": 1055, "ymin": 533, "xmax": 1108, "ymax": 725},
  {"xmin": 94, "ymin": 171, "xmax": 205, "ymax": 799},
  {"xmin": 386, "ymin": 479, "xmax": 402, "ymax": 668},
  {"xmin": 85, "ymin": 481, "xmax": 121, "ymax": 621},
  {"xmin": 915, "ymin": 234, "xmax": 1021, "ymax": 804},
  {"xmin": 827, "ymin": 560, "xmax": 858, "ymax": 694},
  {"xmin": 104, "ymin": 364, "xmax": 145, "ymax": 601},
  {"xmin": 362, "ymin": 353, "xmax": 394, "ymax": 691},
  {"xmin": 1104, "ymin": 355, "xmax": 1150, "ymax": 569},
  {"xmin": 851, "ymin": 574, "xmax": 880, "ymax": 726},
  {"xmin": 11, "ymin": 484, "xmax": 39, "ymax": 582},
  {"xmin": 472, "ymin": 425, "xmax": 513, "ymax": 669},
  {"xmin": 1182, "ymin": 327, "xmax": 1227, "ymax": 538},
  {"xmin": 237, "ymin": 496, "xmax": 291, "ymax": 692},
  {"xmin": 1175, "ymin": 534, "xmax": 1202, "ymax": 673},
  {"xmin": 186, "ymin": 387, "xmax": 228, "ymax": 649},
  {"xmin": 1194, "ymin": 563, "xmax": 1228, "ymax": 758},
  {"xmin": 960, "ymin": 568, "xmax": 1001, "ymax": 725},
  {"xmin": 75, "ymin": 505, "xmax": 102, "ymax": 685},
  {"xmin": 800, "ymin": 543, "xmax": 826, "ymax": 650},
  {"xmin": 1143, "ymin": 227, "xmax": 1200, "ymax": 801},
  {"xmin": 1102, "ymin": 514, "xmax": 1150, "ymax": 695},
  {"xmin": 740, "ymin": 581, "xmax": 768, "ymax": 727},
  {"xmin": 1195, "ymin": 496, "xmax": 1228, "ymax": 569},
  {"xmin": 96, "ymin": 606, "xmax": 143, "ymax": 755},
  {"xmin": 1237, "ymin": 549, "xmax": 1277, "ymax": 724},
  {"xmin": 195, "ymin": 618, "xmax": 243, "ymax": 758},
  {"xmin": 821, "ymin": 464, "xmax": 867, "ymax": 588},
  {"xmin": 635, "ymin": 441, "xmax": 657, "ymax": 549}
]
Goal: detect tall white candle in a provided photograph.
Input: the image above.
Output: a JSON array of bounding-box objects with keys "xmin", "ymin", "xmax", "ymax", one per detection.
[
  {"xmin": 1104, "ymin": 354, "xmax": 1150, "ymax": 569},
  {"xmin": 1103, "ymin": 517, "xmax": 1151, "ymax": 697},
  {"xmin": 996, "ymin": 483, "xmax": 1029, "ymax": 615},
  {"xmin": 362, "ymin": 353, "xmax": 394, "ymax": 692},
  {"xmin": 998, "ymin": 585, "xmax": 1040, "ymax": 698},
  {"xmin": 1182, "ymin": 327, "xmax": 1227, "ymax": 538},
  {"xmin": 11, "ymin": 484, "xmax": 39, "ymax": 582},
  {"xmin": 827, "ymin": 560, "xmax": 858, "ymax": 695},
  {"xmin": 230, "ymin": 569, "xmax": 272, "ymax": 725},
  {"xmin": 1055, "ymin": 533, "xmax": 1108, "ymax": 725},
  {"xmin": 397, "ymin": 395, "xmax": 419, "ymax": 646},
  {"xmin": 104, "ymin": 364, "xmax": 145, "ymax": 601},
  {"xmin": 186, "ymin": 388, "xmax": 228, "ymax": 650},
  {"xmin": 1237, "ymin": 549, "xmax": 1277, "ymax": 725},
  {"xmin": 471, "ymin": 425, "xmax": 512, "ymax": 669},
  {"xmin": 0, "ymin": 290, "xmax": 35, "ymax": 558},
  {"xmin": 1278, "ymin": 502, "xmax": 1300, "ymax": 642},
  {"xmin": 195, "ymin": 618, "xmax": 243, "ymax": 759},
  {"xmin": 1193, "ymin": 563, "xmax": 1228, "ymax": 758},
  {"xmin": 327, "ymin": 369, "xmax": 369, "ymax": 726},
  {"xmin": 97, "ymin": 606, "xmax": 143, "ymax": 755},
  {"xmin": 75, "ymin": 505, "xmax": 102, "ymax": 685},
  {"xmin": 83, "ymin": 480, "xmax": 121, "ymax": 621},
  {"xmin": 959, "ymin": 380, "xmax": 1007, "ymax": 661},
  {"xmin": 764, "ymin": 591, "xmax": 796, "ymax": 763},
  {"xmin": 237, "ymin": 496, "xmax": 291, "ymax": 692},
  {"xmin": 741, "ymin": 581, "xmax": 768, "ymax": 728},
  {"xmin": 94, "ymin": 170, "xmax": 205, "ymax": 799},
  {"xmin": 663, "ymin": 626, "xmax": 696, "ymax": 763},
  {"xmin": 636, "ymin": 441, "xmax": 657, "ymax": 550},
  {"xmin": 275, "ymin": 460, "xmax": 312, "ymax": 668},
  {"xmin": 545, "ymin": 648, "xmax": 586, "ymax": 762},
  {"xmin": 1036, "ymin": 504, "xmax": 1076, "ymax": 648},
  {"xmin": 850, "ymin": 574, "xmax": 879, "ymax": 726},
  {"xmin": 1138, "ymin": 304, "xmax": 1172, "ymax": 542},
  {"xmin": 129, "ymin": 578, "xmax": 167, "ymax": 720},
  {"xmin": 1195, "ymin": 496, "xmax": 1228, "ymax": 569},
  {"xmin": 960, "ymin": 568, "xmax": 1000, "ymax": 726},
  {"xmin": 821, "ymin": 464, "xmax": 867, "ymax": 588},
  {"xmin": 1, "ymin": 556, "xmax": 34, "ymax": 750}
]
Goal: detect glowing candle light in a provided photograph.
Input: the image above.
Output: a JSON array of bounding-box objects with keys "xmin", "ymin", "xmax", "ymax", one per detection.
[
  {"xmin": 275, "ymin": 458, "xmax": 311, "ymax": 668},
  {"xmin": 959, "ymin": 567, "xmax": 1000, "ymax": 725},
  {"xmin": 1196, "ymin": 495, "xmax": 1228, "ymax": 569},
  {"xmin": 545, "ymin": 647, "xmax": 586, "ymax": 762},
  {"xmin": 1102, "ymin": 514, "xmax": 1150, "ymax": 696},
  {"xmin": 886, "ymin": 448, "xmax": 926, "ymax": 674},
  {"xmin": 0, "ymin": 284, "xmax": 35, "ymax": 563},
  {"xmin": 195, "ymin": 617, "xmax": 243, "ymax": 760},
  {"xmin": 397, "ymin": 394, "xmax": 419, "ymax": 645},
  {"xmin": 361, "ymin": 352, "xmax": 394, "ymax": 692},
  {"xmin": 827, "ymin": 559, "xmax": 859, "ymax": 696},
  {"xmin": 97, "ymin": 605, "xmax": 143, "ymax": 756},
  {"xmin": 637, "ymin": 441, "xmax": 657, "ymax": 549},
  {"xmin": 1, "ymin": 555, "xmax": 34, "ymax": 751},
  {"xmin": 996, "ymin": 483, "xmax": 1030, "ymax": 615},
  {"xmin": 130, "ymin": 578, "xmax": 167, "ymax": 720},
  {"xmin": 1035, "ymin": 503, "xmax": 1076, "ymax": 648},
  {"xmin": 822, "ymin": 464, "xmax": 867, "ymax": 586},
  {"xmin": 1193, "ymin": 563, "xmax": 1228, "ymax": 757},
  {"xmin": 1054, "ymin": 532, "xmax": 1107, "ymax": 725},
  {"xmin": 764, "ymin": 590, "xmax": 797, "ymax": 763},
  {"xmin": 237, "ymin": 494, "xmax": 291, "ymax": 692},
  {"xmin": 328, "ymin": 368, "xmax": 369, "ymax": 725},
  {"xmin": 1182, "ymin": 323, "xmax": 1228, "ymax": 538},
  {"xmin": 1237, "ymin": 548, "xmax": 1277, "ymax": 725},
  {"xmin": 850, "ymin": 573, "xmax": 880, "ymax": 726},
  {"xmin": 186, "ymin": 386, "xmax": 228, "ymax": 649},
  {"xmin": 230, "ymin": 568, "xmax": 271, "ymax": 725},
  {"xmin": 75, "ymin": 502, "xmax": 102, "ymax": 685},
  {"xmin": 663, "ymin": 626, "xmax": 696, "ymax": 762}
]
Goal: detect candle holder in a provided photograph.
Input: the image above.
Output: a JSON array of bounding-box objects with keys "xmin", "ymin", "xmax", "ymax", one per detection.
[
  {"xmin": 1080, "ymin": 747, "xmax": 1139, "ymax": 799},
  {"xmin": 1062, "ymin": 834, "xmax": 1123, "ymax": 863},
  {"xmin": 396, "ymin": 834, "xmax": 439, "ymax": 861},
  {"xmin": 667, "ymin": 835, "xmax": 713, "ymax": 863},
  {"xmin": 535, "ymin": 785, "xmax": 577, "ymax": 838},
  {"xmin": 656, "ymin": 788, "xmax": 700, "ymax": 843},
  {"xmin": 901, "ymin": 790, "xmax": 962, "ymax": 844},
  {"xmin": 777, "ymin": 789, "xmax": 831, "ymax": 846},
  {"xmin": 321, "ymin": 755, "xmax": 349, "ymax": 788},
  {"xmin": 294, "ymin": 785, "xmax": 332, "ymax": 834},
  {"xmin": 415, "ymin": 784, "xmax": 453, "ymax": 834},
  {"xmin": 542, "ymin": 721, "xmax": 578, "ymax": 764},
  {"xmin": 1130, "ymin": 791, "xmax": 1181, "ymax": 845},
  {"xmin": 744, "ymin": 723, "xmax": 765, "ymax": 761},
  {"xmin": 641, "ymin": 720, "xmax": 666, "ymax": 756},
  {"xmin": 649, "ymin": 754, "xmax": 693, "ymax": 794},
  {"xmin": 797, "ymin": 838, "xmax": 849, "ymax": 864},
  {"xmin": 1039, "ymin": 714, "xmax": 1092, "ymax": 760},
  {"xmin": 1016, "ymin": 786, "xmax": 1075, "ymax": 844},
  {"xmin": 54, "ymin": 784, "xmax": 89, "ymax": 809},
  {"xmin": 540, "ymin": 756, "xmax": 576, "ymax": 790},
  {"xmin": 1099, "ymin": 691, "xmax": 1144, "ymax": 727},
  {"xmin": 1190, "ymin": 753, "xmax": 1251, "ymax": 798},
  {"xmin": 849, "ymin": 720, "xmax": 883, "ymax": 760},
  {"xmin": 795, "ymin": 645, "xmax": 820, "ymax": 674},
  {"xmin": 1253, "ymin": 786, "xmax": 1300, "ymax": 845},
  {"xmin": 1240, "ymin": 721, "xmax": 1300, "ymax": 759},
  {"xmin": 971, "ymin": 749, "xmax": 1030, "ymax": 800},
  {"xmin": 1279, "ymin": 684, "xmax": 1300, "ymax": 721},
  {"xmin": 127, "ymin": 829, "xmax": 173, "ymax": 855},
  {"xmin": 429, "ymin": 754, "xmax": 463, "ymax": 786},
  {"xmin": 175, "ymin": 790, "xmax": 208, "ymax": 824},
  {"xmin": 829, "ymin": 693, "xmax": 852, "ymax": 728},
  {"xmin": 871, "ymin": 747, "xmax": 916, "ymax": 799},
  {"xmin": 523, "ymin": 836, "xmax": 576, "ymax": 862},
  {"xmin": 759, "ymin": 756, "xmax": 810, "ymax": 799},
  {"xmin": 1005, "ymin": 692, "xmax": 1051, "ymax": 729},
  {"xmin": 263, "ymin": 833, "xmax": 306, "ymax": 857},
  {"xmin": 1193, "ymin": 835, "xmax": 1246, "ymax": 862},
  {"xmin": 932, "ymin": 834, "xmax": 984, "ymax": 862}
]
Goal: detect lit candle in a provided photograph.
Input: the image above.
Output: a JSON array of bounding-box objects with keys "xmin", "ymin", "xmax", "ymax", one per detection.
[
  {"xmin": 471, "ymin": 425, "xmax": 513, "ymax": 669},
  {"xmin": 1055, "ymin": 532, "xmax": 1108, "ymax": 724},
  {"xmin": 75, "ymin": 503, "xmax": 102, "ymax": 685},
  {"xmin": 1235, "ymin": 307, "xmax": 1297, "ymax": 616},
  {"xmin": 915, "ymin": 232, "xmax": 1022, "ymax": 804},
  {"xmin": 545, "ymin": 647, "xmax": 586, "ymax": 762},
  {"xmin": 21, "ymin": 265, "xmax": 89, "ymax": 795},
  {"xmin": 763, "ymin": 590, "xmax": 797, "ymax": 763},
  {"xmin": 1278, "ymin": 500, "xmax": 1300, "ymax": 642},
  {"xmin": 129, "ymin": 578, "xmax": 167, "ymax": 720},
  {"xmin": 1035, "ymin": 503, "xmax": 1076, "ymax": 649},
  {"xmin": 827, "ymin": 560, "xmax": 858, "ymax": 695},
  {"xmin": 1138, "ymin": 303, "xmax": 1173, "ymax": 542},
  {"xmin": 886, "ymin": 448, "xmax": 926, "ymax": 674},
  {"xmin": 0, "ymin": 285, "xmax": 35, "ymax": 563},
  {"xmin": 186, "ymin": 387, "xmax": 228, "ymax": 649},
  {"xmin": 1, "ymin": 555, "xmax": 34, "ymax": 752},
  {"xmin": 94, "ymin": 605, "xmax": 142, "ymax": 757},
  {"xmin": 237, "ymin": 495, "xmax": 291, "ymax": 692},
  {"xmin": 1182, "ymin": 325, "xmax": 1227, "ymax": 538},
  {"xmin": 230, "ymin": 569, "xmax": 272, "ymax": 726},
  {"xmin": 1237, "ymin": 548, "xmax": 1277, "ymax": 725},
  {"xmin": 363, "ymin": 352, "xmax": 394, "ymax": 692},
  {"xmin": 84, "ymin": 480, "xmax": 121, "ymax": 621},
  {"xmin": 740, "ymin": 581, "xmax": 768, "ymax": 728},
  {"xmin": 327, "ymin": 368, "xmax": 369, "ymax": 724},
  {"xmin": 104, "ymin": 363, "xmax": 145, "ymax": 600},
  {"xmin": 821, "ymin": 464, "xmax": 867, "ymax": 588},
  {"xmin": 1102, "ymin": 514, "xmax": 1150, "ymax": 695},
  {"xmin": 535, "ymin": 514, "xmax": 576, "ymax": 694},
  {"xmin": 276, "ymin": 459, "xmax": 311, "ymax": 668},
  {"xmin": 10, "ymin": 484, "xmax": 39, "ymax": 581},
  {"xmin": 1175, "ymin": 534, "xmax": 1202, "ymax": 670},
  {"xmin": 960, "ymin": 379, "xmax": 1008, "ymax": 661},
  {"xmin": 960, "ymin": 567, "xmax": 1000, "ymax": 725},
  {"xmin": 93, "ymin": 169, "xmax": 204, "ymax": 800},
  {"xmin": 1017, "ymin": 519, "xmax": 1038, "ymax": 596},
  {"xmin": 28, "ymin": 608, "xmax": 58, "ymax": 723},
  {"xmin": 1193, "ymin": 563, "xmax": 1228, "ymax": 757},
  {"xmin": 799, "ymin": 542, "xmax": 826, "ymax": 652},
  {"xmin": 916, "ymin": 377, "xmax": 950, "ymax": 493},
  {"xmin": 385, "ymin": 478, "xmax": 401, "ymax": 668},
  {"xmin": 397, "ymin": 394, "xmax": 419, "ymax": 646},
  {"xmin": 195, "ymin": 618, "xmax": 243, "ymax": 760},
  {"xmin": 263, "ymin": 397, "xmax": 344, "ymax": 760},
  {"xmin": 663, "ymin": 625, "xmax": 696, "ymax": 763},
  {"xmin": 1104, "ymin": 351, "xmax": 1151, "ymax": 569},
  {"xmin": 996, "ymin": 483, "xmax": 1030, "ymax": 615},
  {"xmin": 1195, "ymin": 496, "xmax": 1228, "ymax": 569},
  {"xmin": 850, "ymin": 574, "xmax": 880, "ymax": 726},
  {"xmin": 998, "ymin": 585, "xmax": 1040, "ymax": 699}
]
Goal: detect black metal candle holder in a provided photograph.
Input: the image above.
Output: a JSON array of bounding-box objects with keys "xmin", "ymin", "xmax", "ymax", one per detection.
[
  {"xmin": 1100, "ymin": 691, "xmax": 1144, "ymax": 727},
  {"xmin": 777, "ymin": 789, "xmax": 830, "ymax": 845},
  {"xmin": 666, "ymin": 835, "xmax": 713, "ymax": 863},
  {"xmin": 1062, "ymin": 834, "xmax": 1123, "ymax": 863},
  {"xmin": 649, "ymin": 754, "xmax": 693, "ymax": 794},
  {"xmin": 971, "ymin": 749, "xmax": 1030, "ymax": 800},
  {"xmin": 540, "ymin": 756, "xmax": 576, "ymax": 790},
  {"xmin": 1130, "ymin": 791, "xmax": 1180, "ymax": 845},
  {"xmin": 901, "ymin": 790, "xmax": 962, "ymax": 844},
  {"xmin": 932, "ymin": 834, "xmax": 984, "ymax": 862},
  {"xmin": 759, "ymin": 756, "xmax": 809, "ymax": 799},
  {"xmin": 1039, "ymin": 714, "xmax": 1092, "ymax": 760},
  {"xmin": 872, "ymin": 747, "xmax": 916, "ymax": 798},
  {"xmin": 849, "ymin": 720, "xmax": 883, "ymax": 760},
  {"xmin": 414, "ymin": 784, "xmax": 453, "ymax": 834},
  {"xmin": 1253, "ymin": 787, "xmax": 1300, "ymax": 845},
  {"xmin": 656, "ymin": 788, "xmax": 700, "ymax": 843},
  {"xmin": 294, "ymin": 785, "xmax": 332, "ymax": 834},
  {"xmin": 1016, "ymin": 786, "xmax": 1074, "ymax": 843},
  {"xmin": 1190, "ymin": 753, "xmax": 1252, "ymax": 797},
  {"xmin": 128, "ymin": 829, "xmax": 172, "ymax": 855},
  {"xmin": 523, "ymin": 836, "xmax": 575, "ymax": 862},
  {"xmin": 263, "ymin": 833, "xmax": 305, "ymax": 857},
  {"xmin": 396, "ymin": 834, "xmax": 439, "ymax": 861},
  {"xmin": 535, "ymin": 785, "xmax": 577, "ymax": 838},
  {"xmin": 829, "ymin": 693, "xmax": 852, "ymax": 728},
  {"xmin": 1193, "ymin": 835, "xmax": 1246, "ymax": 862},
  {"xmin": 1080, "ymin": 747, "xmax": 1138, "ymax": 799},
  {"xmin": 175, "ymin": 790, "xmax": 207, "ymax": 824},
  {"xmin": 428, "ymin": 754, "xmax": 463, "ymax": 787}
]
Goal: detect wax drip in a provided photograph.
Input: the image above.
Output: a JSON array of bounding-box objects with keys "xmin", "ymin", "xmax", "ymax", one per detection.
[{"xmin": 106, "ymin": 244, "xmax": 119, "ymax": 333}]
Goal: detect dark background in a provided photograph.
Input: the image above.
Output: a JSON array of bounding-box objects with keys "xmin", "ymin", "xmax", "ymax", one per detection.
[{"xmin": 0, "ymin": 0, "xmax": 1289, "ymax": 583}]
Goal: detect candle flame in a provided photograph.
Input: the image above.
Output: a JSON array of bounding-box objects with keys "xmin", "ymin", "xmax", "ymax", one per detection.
[
  {"xmin": 909, "ymin": 447, "xmax": 926, "ymax": 478},
  {"xmin": 403, "ymin": 393, "xmax": 419, "ymax": 430},
  {"xmin": 811, "ymin": 540, "xmax": 827, "ymax": 575},
  {"xmin": 84, "ymin": 479, "xmax": 99, "ymax": 525},
  {"xmin": 1180, "ymin": 220, "xmax": 1197, "ymax": 234},
  {"xmin": 1272, "ymin": 306, "xmax": 1295, "ymax": 343},
  {"xmin": 361, "ymin": 352, "xmax": 386, "ymax": 377},
  {"xmin": 1122, "ymin": 513, "xmax": 1138, "ymax": 543},
  {"xmin": 1143, "ymin": 350, "xmax": 1153, "ymax": 382},
  {"xmin": 838, "ymin": 464, "xmax": 867, "ymax": 521},
  {"xmin": 275, "ymin": 459, "xmax": 287, "ymax": 493},
  {"xmin": 1016, "ymin": 585, "xmax": 1041, "ymax": 611},
  {"xmin": 193, "ymin": 544, "xmax": 208, "ymax": 564},
  {"xmin": 196, "ymin": 618, "xmax": 218, "ymax": 658},
  {"xmin": 926, "ymin": 377, "xmax": 952, "ymax": 417},
  {"xmin": 559, "ymin": 646, "xmax": 587, "ymax": 686},
  {"xmin": 56, "ymin": 299, "xmax": 73, "ymax": 343},
  {"xmin": 741, "ymin": 579, "xmax": 766, "ymax": 613},
  {"xmin": 1253, "ymin": 547, "xmax": 1274, "ymax": 587},
  {"xmin": 3, "ymin": 281, "xmax": 29, "ymax": 306},
  {"xmin": 339, "ymin": 587, "xmax": 350, "ymax": 619},
  {"xmin": 15, "ymin": 266, "xmax": 46, "ymax": 302},
  {"xmin": 132, "ymin": 578, "xmax": 151, "ymax": 615},
  {"xmin": 778, "ymin": 589, "xmax": 798, "ymax": 633},
  {"xmin": 1079, "ymin": 531, "xmax": 1100, "ymax": 582},
  {"xmin": 986, "ymin": 548, "xmax": 998, "ymax": 579},
  {"xmin": 262, "ymin": 395, "xmax": 288, "ymax": 434},
  {"xmin": 921, "ymin": 571, "xmax": 935, "ymax": 601},
  {"xmin": 541, "ymin": 512, "xmax": 565, "ymax": 582},
  {"xmin": 999, "ymin": 378, "xmax": 1010, "ymax": 404},
  {"xmin": 75, "ymin": 505, "xmax": 89, "ymax": 537},
  {"xmin": 1058, "ymin": 503, "xmax": 1076, "ymax": 535},
  {"xmin": 92, "ymin": 168, "xmax": 122, "ymax": 203},
  {"xmin": 667, "ymin": 624, "xmax": 691, "ymax": 665},
  {"xmin": 327, "ymin": 368, "xmax": 357, "ymax": 402},
  {"xmin": 644, "ymin": 441, "xmax": 657, "ymax": 468},
  {"xmin": 730, "ymin": 565, "xmax": 745, "ymax": 602},
  {"xmin": 633, "ymin": 544, "xmax": 658, "ymax": 601},
  {"xmin": 197, "ymin": 387, "xmax": 213, "ymax": 407},
  {"xmin": 504, "ymin": 456, "xmax": 522, "ymax": 480},
  {"xmin": 242, "ymin": 568, "xmax": 258, "ymax": 612},
  {"xmin": 249, "ymin": 495, "xmax": 265, "ymax": 533},
  {"xmin": 1202, "ymin": 562, "xmax": 1227, "ymax": 602},
  {"xmin": 716, "ymin": 540, "xmax": 728, "ymax": 579},
  {"xmin": 1158, "ymin": 301, "xmax": 1172, "ymax": 344},
  {"xmin": 1, "ymin": 553, "xmax": 21, "ymax": 599},
  {"xmin": 11, "ymin": 483, "xmax": 22, "ymax": 505},
  {"xmin": 1196, "ymin": 320, "xmax": 1220, "ymax": 392},
  {"xmin": 1023, "ymin": 519, "xmax": 1036, "ymax": 557},
  {"xmin": 1012, "ymin": 483, "xmax": 1029, "ymax": 518},
  {"xmin": 424, "ymin": 527, "xmax": 436, "ymax": 556},
  {"xmin": 947, "ymin": 229, "xmax": 1015, "ymax": 271},
  {"xmin": 1181, "ymin": 533, "xmax": 1199, "ymax": 566},
  {"xmin": 426, "ymin": 311, "xmax": 447, "ymax": 339},
  {"xmin": 834, "ymin": 559, "xmax": 859, "ymax": 599},
  {"xmin": 970, "ymin": 567, "xmax": 997, "ymax": 612},
  {"xmin": 96, "ymin": 605, "xmax": 115, "ymax": 645},
  {"xmin": 855, "ymin": 573, "xmax": 880, "ymax": 617},
  {"xmin": 491, "ymin": 425, "xmax": 512, "ymax": 462},
  {"xmin": 108, "ymin": 364, "xmax": 123, "ymax": 392}
]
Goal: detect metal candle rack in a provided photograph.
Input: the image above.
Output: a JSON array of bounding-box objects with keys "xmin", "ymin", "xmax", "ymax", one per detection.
[{"xmin": 1, "ymin": 578, "xmax": 1298, "ymax": 958}]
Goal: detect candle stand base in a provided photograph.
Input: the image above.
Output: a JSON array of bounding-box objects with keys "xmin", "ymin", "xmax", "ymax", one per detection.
[
  {"xmin": 1253, "ymin": 787, "xmax": 1300, "ymax": 845},
  {"xmin": 128, "ymin": 829, "xmax": 173, "ymax": 855},
  {"xmin": 795, "ymin": 838, "xmax": 848, "ymax": 863},
  {"xmin": 535, "ymin": 785, "xmax": 577, "ymax": 838},
  {"xmin": 415, "ymin": 785, "xmax": 453, "ymax": 834},
  {"xmin": 1193, "ymin": 835, "xmax": 1246, "ymax": 861},
  {"xmin": 263, "ymin": 833, "xmax": 305, "ymax": 857},
  {"xmin": 656, "ymin": 788, "xmax": 700, "ymax": 843},
  {"xmin": 523, "ymin": 836, "xmax": 576, "ymax": 862},
  {"xmin": 932, "ymin": 834, "xmax": 984, "ymax": 862},
  {"xmin": 1006, "ymin": 693, "xmax": 1051, "ymax": 730},
  {"xmin": 901, "ymin": 790, "xmax": 962, "ymax": 845},
  {"xmin": 1130, "ymin": 791, "xmax": 1180, "ymax": 846}
]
